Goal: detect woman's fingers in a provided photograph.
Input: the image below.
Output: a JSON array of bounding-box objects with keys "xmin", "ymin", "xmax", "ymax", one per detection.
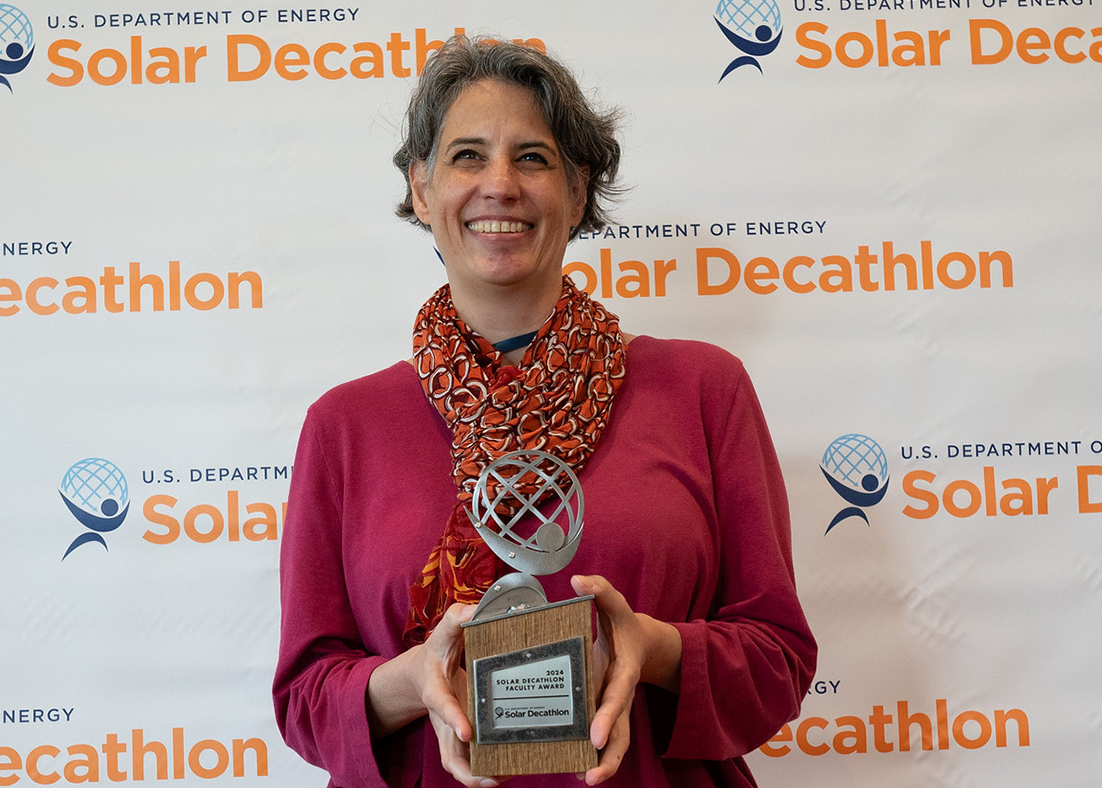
[
  {"xmin": 584, "ymin": 708, "xmax": 631, "ymax": 786},
  {"xmin": 571, "ymin": 575, "xmax": 642, "ymax": 775},
  {"xmin": 419, "ymin": 603, "xmax": 476, "ymax": 740},
  {"xmin": 420, "ymin": 605, "xmax": 510, "ymax": 786},
  {"xmin": 428, "ymin": 706, "xmax": 503, "ymax": 788}
]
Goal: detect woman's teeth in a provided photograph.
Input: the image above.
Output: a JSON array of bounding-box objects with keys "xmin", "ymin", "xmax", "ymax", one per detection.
[{"xmin": 467, "ymin": 220, "xmax": 529, "ymax": 233}]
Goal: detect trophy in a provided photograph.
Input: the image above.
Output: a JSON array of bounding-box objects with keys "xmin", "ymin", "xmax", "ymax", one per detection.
[{"xmin": 461, "ymin": 450, "xmax": 598, "ymax": 776}]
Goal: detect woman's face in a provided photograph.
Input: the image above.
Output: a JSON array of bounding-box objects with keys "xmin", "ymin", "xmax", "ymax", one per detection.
[{"xmin": 410, "ymin": 79, "xmax": 587, "ymax": 306}]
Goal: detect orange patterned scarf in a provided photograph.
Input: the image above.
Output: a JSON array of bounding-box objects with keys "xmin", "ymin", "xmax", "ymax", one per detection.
[{"xmin": 403, "ymin": 277, "xmax": 625, "ymax": 645}]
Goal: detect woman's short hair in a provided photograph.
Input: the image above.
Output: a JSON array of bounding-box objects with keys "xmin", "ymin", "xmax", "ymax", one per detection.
[{"xmin": 394, "ymin": 36, "xmax": 622, "ymax": 239}]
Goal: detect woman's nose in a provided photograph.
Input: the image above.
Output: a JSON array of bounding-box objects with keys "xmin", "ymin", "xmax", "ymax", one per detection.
[{"xmin": 481, "ymin": 156, "xmax": 520, "ymax": 201}]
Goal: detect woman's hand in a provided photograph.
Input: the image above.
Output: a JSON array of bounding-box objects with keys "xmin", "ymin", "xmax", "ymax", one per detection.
[
  {"xmin": 416, "ymin": 605, "xmax": 478, "ymax": 784},
  {"xmin": 367, "ymin": 604, "xmax": 505, "ymax": 788},
  {"xmin": 571, "ymin": 575, "xmax": 683, "ymax": 786},
  {"xmin": 419, "ymin": 604, "xmax": 511, "ymax": 788}
]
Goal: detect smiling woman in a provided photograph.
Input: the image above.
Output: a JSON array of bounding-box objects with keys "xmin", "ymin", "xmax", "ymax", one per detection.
[
  {"xmin": 393, "ymin": 39, "xmax": 621, "ymax": 239},
  {"xmin": 273, "ymin": 35, "xmax": 816, "ymax": 788},
  {"xmin": 407, "ymin": 80, "xmax": 587, "ymax": 342}
]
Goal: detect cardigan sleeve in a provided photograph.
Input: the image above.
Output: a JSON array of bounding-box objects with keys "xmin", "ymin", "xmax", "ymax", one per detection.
[
  {"xmin": 662, "ymin": 364, "xmax": 817, "ymax": 760},
  {"xmin": 272, "ymin": 408, "xmax": 396, "ymax": 788}
]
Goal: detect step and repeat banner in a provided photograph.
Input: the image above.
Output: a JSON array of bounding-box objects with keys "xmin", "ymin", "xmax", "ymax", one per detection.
[{"xmin": 3, "ymin": 0, "xmax": 1100, "ymax": 785}]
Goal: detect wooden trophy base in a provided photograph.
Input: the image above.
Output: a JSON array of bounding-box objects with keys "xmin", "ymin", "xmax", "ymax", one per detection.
[{"xmin": 463, "ymin": 596, "xmax": 597, "ymax": 777}]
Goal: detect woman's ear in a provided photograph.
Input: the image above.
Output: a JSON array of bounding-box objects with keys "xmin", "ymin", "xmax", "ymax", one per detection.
[
  {"xmin": 410, "ymin": 161, "xmax": 432, "ymax": 225},
  {"xmin": 569, "ymin": 165, "xmax": 590, "ymax": 227}
]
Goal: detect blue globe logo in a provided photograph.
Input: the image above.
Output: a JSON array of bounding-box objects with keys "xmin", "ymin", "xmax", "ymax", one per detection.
[
  {"xmin": 820, "ymin": 434, "xmax": 889, "ymax": 534},
  {"xmin": 59, "ymin": 458, "xmax": 131, "ymax": 560},
  {"xmin": 714, "ymin": 0, "xmax": 783, "ymax": 79},
  {"xmin": 0, "ymin": 4, "xmax": 34, "ymax": 92},
  {"xmin": 822, "ymin": 434, "xmax": 888, "ymax": 493}
]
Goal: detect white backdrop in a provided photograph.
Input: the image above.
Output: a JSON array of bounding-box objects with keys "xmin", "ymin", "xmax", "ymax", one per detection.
[{"xmin": 3, "ymin": 0, "xmax": 1101, "ymax": 785}]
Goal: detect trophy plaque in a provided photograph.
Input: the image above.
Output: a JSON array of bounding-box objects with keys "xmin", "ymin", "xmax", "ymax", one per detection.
[{"xmin": 461, "ymin": 450, "xmax": 598, "ymax": 776}]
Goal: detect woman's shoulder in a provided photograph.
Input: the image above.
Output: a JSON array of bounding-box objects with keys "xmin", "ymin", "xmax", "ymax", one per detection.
[
  {"xmin": 306, "ymin": 361, "xmax": 421, "ymax": 423},
  {"xmin": 622, "ymin": 336, "xmax": 757, "ymax": 422},
  {"xmin": 627, "ymin": 335, "xmax": 747, "ymax": 380}
]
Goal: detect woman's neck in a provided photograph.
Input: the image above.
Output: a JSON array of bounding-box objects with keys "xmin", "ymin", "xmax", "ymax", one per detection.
[{"xmin": 450, "ymin": 281, "xmax": 561, "ymax": 360}]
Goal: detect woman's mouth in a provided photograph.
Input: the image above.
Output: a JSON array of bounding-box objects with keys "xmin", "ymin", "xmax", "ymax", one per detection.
[{"xmin": 466, "ymin": 220, "xmax": 532, "ymax": 234}]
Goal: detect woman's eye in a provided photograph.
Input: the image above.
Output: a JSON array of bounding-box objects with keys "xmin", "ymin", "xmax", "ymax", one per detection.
[
  {"xmin": 451, "ymin": 149, "xmax": 480, "ymax": 163},
  {"xmin": 518, "ymin": 152, "xmax": 548, "ymax": 165}
]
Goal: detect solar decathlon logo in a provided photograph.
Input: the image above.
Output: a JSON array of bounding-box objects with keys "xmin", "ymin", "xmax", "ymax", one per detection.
[
  {"xmin": 714, "ymin": 0, "xmax": 782, "ymax": 80},
  {"xmin": 59, "ymin": 458, "xmax": 130, "ymax": 560},
  {"xmin": 0, "ymin": 4, "xmax": 33, "ymax": 92},
  {"xmin": 820, "ymin": 434, "xmax": 889, "ymax": 534}
]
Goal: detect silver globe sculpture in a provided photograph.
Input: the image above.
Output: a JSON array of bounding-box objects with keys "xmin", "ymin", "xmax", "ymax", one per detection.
[{"xmin": 469, "ymin": 450, "xmax": 584, "ymax": 620}]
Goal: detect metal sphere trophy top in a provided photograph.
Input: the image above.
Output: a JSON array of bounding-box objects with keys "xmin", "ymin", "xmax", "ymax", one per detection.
[{"xmin": 461, "ymin": 449, "xmax": 598, "ymax": 776}]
